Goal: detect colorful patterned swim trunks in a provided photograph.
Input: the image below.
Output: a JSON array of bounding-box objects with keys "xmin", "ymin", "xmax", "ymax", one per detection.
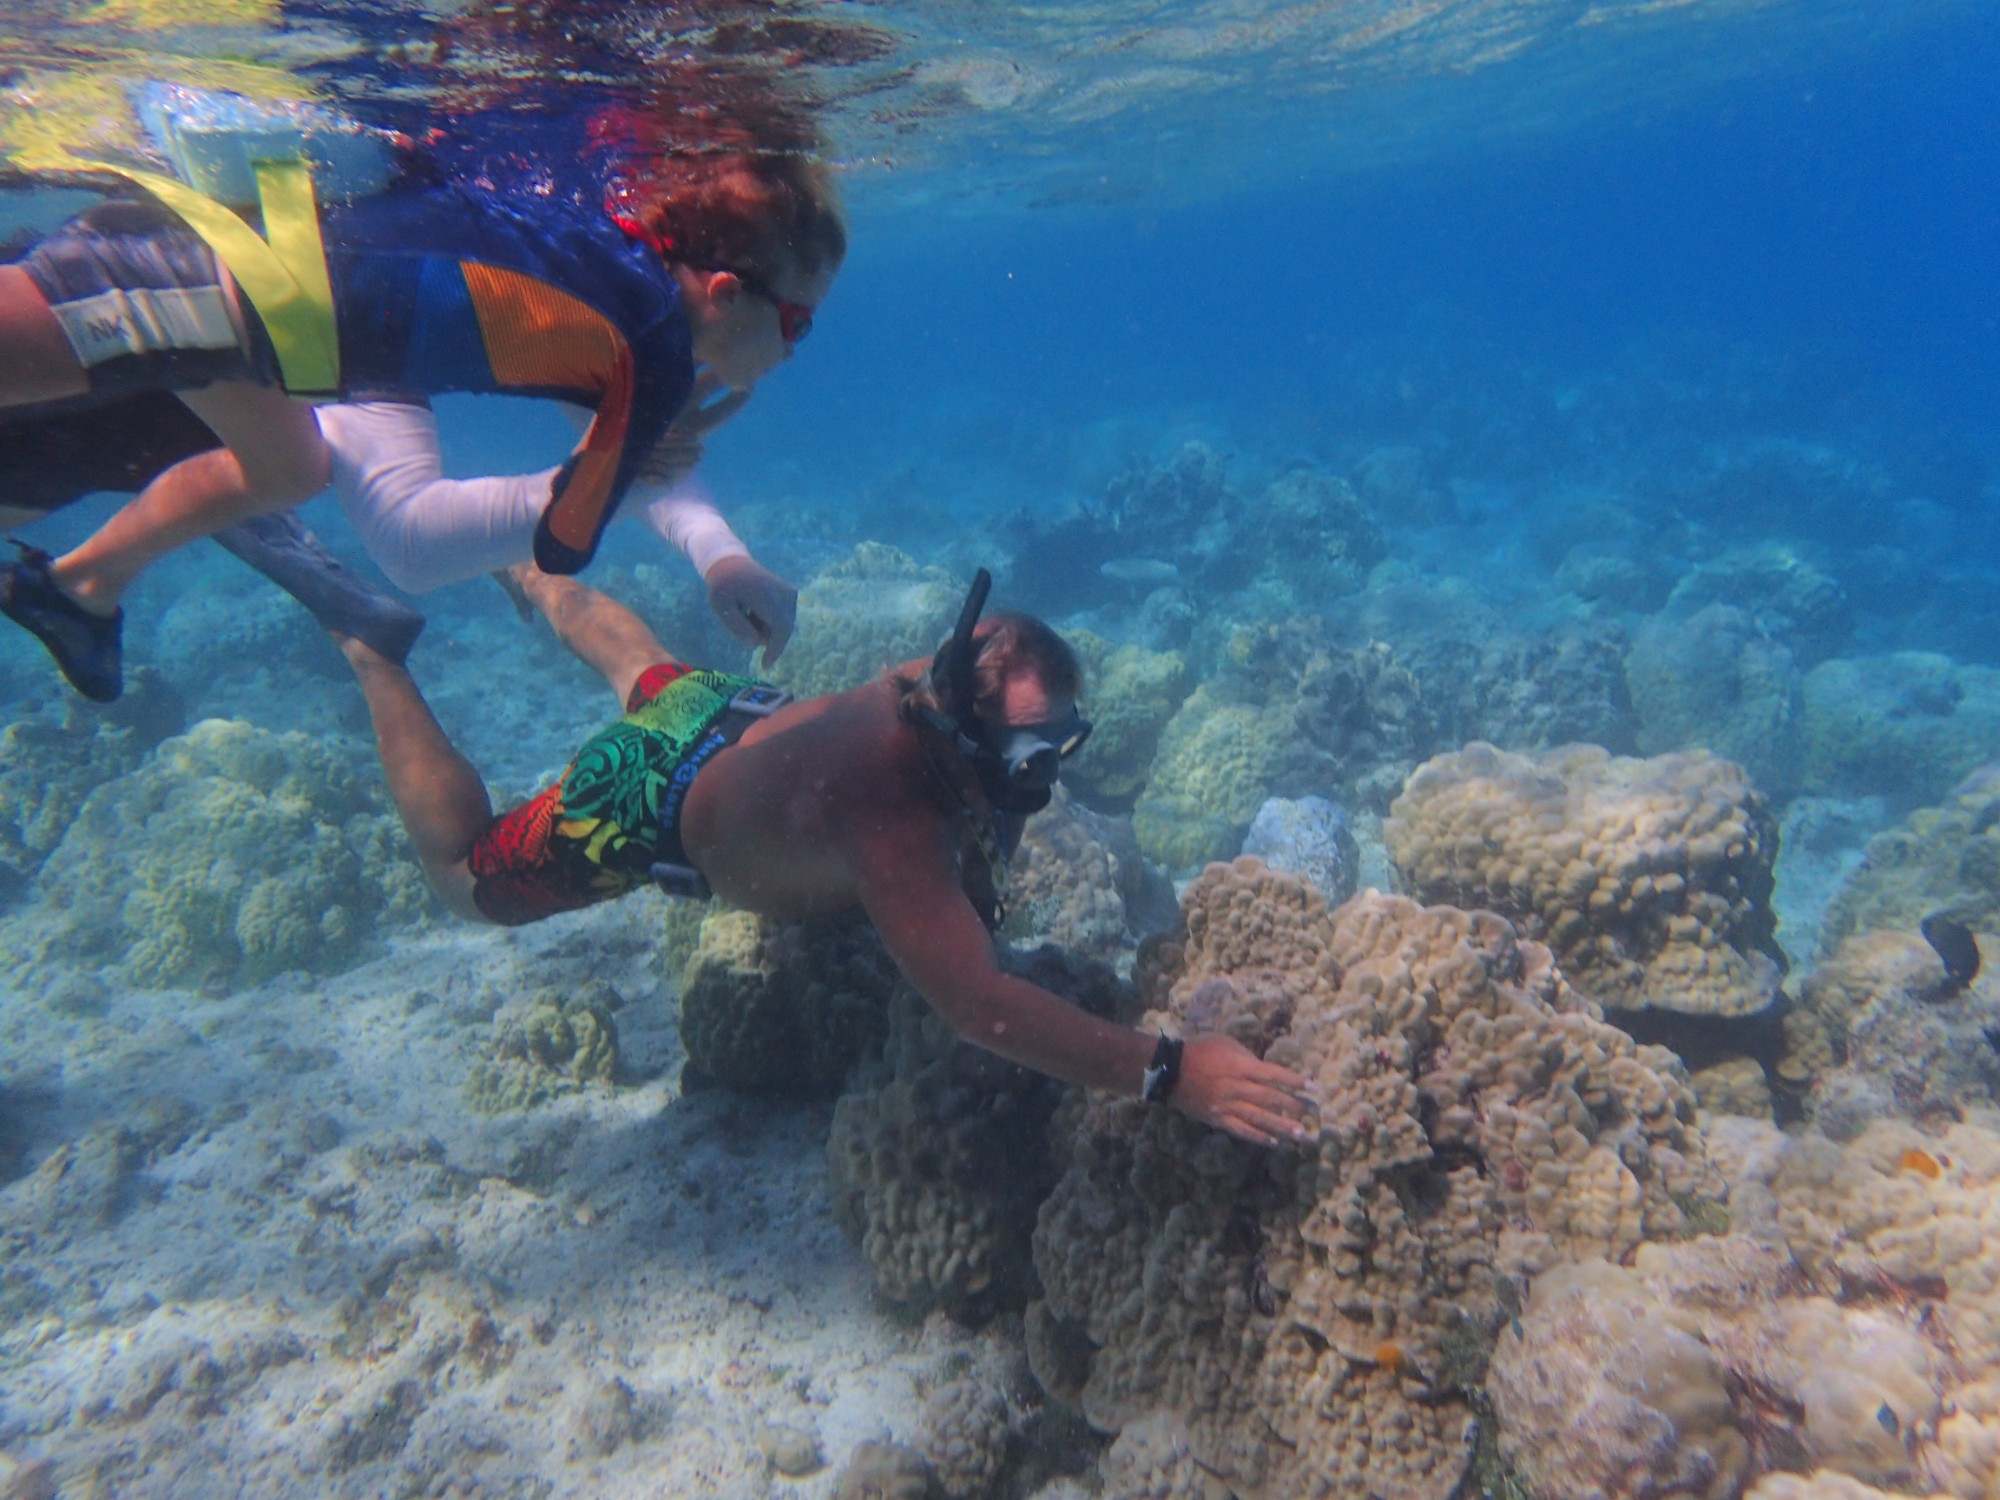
[{"xmin": 466, "ymin": 663, "xmax": 777, "ymax": 926}]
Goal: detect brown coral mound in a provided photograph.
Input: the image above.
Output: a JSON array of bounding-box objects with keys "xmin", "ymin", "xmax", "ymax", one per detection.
[
  {"xmin": 677, "ymin": 910, "xmax": 898, "ymax": 1096},
  {"xmin": 1819, "ymin": 764, "xmax": 2000, "ymax": 960},
  {"xmin": 1031, "ymin": 861, "xmax": 1723, "ymax": 1500},
  {"xmin": 828, "ymin": 949, "xmax": 1130, "ymax": 1322},
  {"xmin": 1780, "ymin": 930, "xmax": 2000, "ymax": 1136},
  {"xmin": 1386, "ymin": 742, "xmax": 1783, "ymax": 1018}
]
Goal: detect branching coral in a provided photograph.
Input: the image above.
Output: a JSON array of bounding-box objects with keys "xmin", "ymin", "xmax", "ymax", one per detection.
[
  {"xmin": 1031, "ymin": 862, "xmax": 1723, "ymax": 1500},
  {"xmin": 1386, "ymin": 742, "xmax": 1783, "ymax": 1020}
]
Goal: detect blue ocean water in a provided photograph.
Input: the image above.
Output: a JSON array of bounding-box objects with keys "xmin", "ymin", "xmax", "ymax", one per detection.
[{"xmin": 4, "ymin": 3, "xmax": 2000, "ymax": 1496}]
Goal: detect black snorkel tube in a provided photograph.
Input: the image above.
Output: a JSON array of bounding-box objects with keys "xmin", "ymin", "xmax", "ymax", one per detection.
[{"xmin": 933, "ymin": 567, "xmax": 992, "ymax": 732}]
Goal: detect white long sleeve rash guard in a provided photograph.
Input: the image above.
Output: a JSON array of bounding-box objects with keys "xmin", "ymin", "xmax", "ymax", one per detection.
[{"xmin": 314, "ymin": 400, "xmax": 751, "ymax": 594}]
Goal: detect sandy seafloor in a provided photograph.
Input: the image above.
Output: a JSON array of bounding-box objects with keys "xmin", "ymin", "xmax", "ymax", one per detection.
[{"xmin": 0, "ymin": 889, "xmax": 994, "ymax": 1499}]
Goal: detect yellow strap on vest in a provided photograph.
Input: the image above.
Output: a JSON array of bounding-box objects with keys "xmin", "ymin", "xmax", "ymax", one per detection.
[{"xmin": 78, "ymin": 156, "xmax": 340, "ymax": 396}]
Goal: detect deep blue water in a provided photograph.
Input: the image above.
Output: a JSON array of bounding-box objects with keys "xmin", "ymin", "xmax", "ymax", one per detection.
[{"xmin": 724, "ymin": 7, "xmax": 2000, "ymax": 572}]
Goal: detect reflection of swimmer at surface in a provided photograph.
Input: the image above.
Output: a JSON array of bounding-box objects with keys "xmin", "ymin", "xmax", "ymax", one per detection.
[
  {"xmin": 0, "ymin": 147, "xmax": 842, "ymax": 698},
  {"xmin": 339, "ymin": 563, "xmax": 1318, "ymax": 1148}
]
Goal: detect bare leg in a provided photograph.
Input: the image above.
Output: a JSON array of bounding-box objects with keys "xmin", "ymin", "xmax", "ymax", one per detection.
[
  {"xmin": 339, "ymin": 635, "xmax": 491, "ymax": 922},
  {"xmin": 0, "ymin": 266, "xmax": 89, "ymax": 406},
  {"xmin": 507, "ymin": 563, "xmax": 680, "ymax": 707},
  {"xmin": 50, "ymin": 384, "xmax": 329, "ymax": 614}
]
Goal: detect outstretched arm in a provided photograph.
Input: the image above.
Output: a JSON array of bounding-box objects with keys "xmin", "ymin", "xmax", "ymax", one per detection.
[
  {"xmin": 321, "ymin": 390, "xmax": 795, "ymax": 665},
  {"xmin": 855, "ymin": 828, "xmax": 1315, "ymax": 1146}
]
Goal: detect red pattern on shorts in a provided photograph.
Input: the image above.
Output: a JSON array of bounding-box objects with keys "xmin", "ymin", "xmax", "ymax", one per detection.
[{"xmin": 627, "ymin": 661, "xmax": 692, "ymax": 712}]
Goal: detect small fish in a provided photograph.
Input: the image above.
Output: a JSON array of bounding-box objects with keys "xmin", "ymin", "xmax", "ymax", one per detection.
[
  {"xmin": 1920, "ymin": 914, "xmax": 1981, "ymax": 996},
  {"xmin": 1900, "ymin": 1147, "xmax": 1942, "ymax": 1180},
  {"xmin": 1877, "ymin": 1402, "xmax": 1900, "ymax": 1436},
  {"xmin": 1372, "ymin": 1340, "xmax": 1406, "ymax": 1373},
  {"xmin": 1099, "ymin": 557, "xmax": 1181, "ymax": 585}
]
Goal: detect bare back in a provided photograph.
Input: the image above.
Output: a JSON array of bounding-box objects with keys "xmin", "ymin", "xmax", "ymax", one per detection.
[{"xmin": 679, "ymin": 676, "xmax": 963, "ymax": 919}]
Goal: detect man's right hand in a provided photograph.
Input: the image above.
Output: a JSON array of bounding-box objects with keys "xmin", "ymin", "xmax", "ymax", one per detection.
[{"xmin": 1171, "ymin": 1034, "xmax": 1317, "ymax": 1147}]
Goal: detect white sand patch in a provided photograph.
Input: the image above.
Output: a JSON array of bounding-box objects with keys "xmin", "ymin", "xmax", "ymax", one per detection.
[{"xmin": 0, "ymin": 896, "xmax": 972, "ymax": 1497}]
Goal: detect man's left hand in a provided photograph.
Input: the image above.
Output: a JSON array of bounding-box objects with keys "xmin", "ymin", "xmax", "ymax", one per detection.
[{"xmin": 706, "ymin": 553, "xmax": 798, "ymax": 665}]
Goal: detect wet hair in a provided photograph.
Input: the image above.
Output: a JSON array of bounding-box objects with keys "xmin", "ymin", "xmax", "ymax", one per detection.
[
  {"xmin": 625, "ymin": 151, "xmax": 846, "ymax": 285},
  {"xmin": 896, "ymin": 612, "xmax": 1084, "ymax": 723}
]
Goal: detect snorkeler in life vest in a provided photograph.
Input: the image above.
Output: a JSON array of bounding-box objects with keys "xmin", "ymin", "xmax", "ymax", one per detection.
[
  {"xmin": 333, "ymin": 561, "xmax": 1317, "ymax": 1149},
  {"xmin": 0, "ymin": 87, "xmax": 841, "ymax": 699}
]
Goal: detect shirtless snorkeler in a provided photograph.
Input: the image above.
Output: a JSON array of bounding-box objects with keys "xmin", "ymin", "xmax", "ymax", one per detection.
[{"xmin": 341, "ymin": 566, "xmax": 1315, "ymax": 1147}]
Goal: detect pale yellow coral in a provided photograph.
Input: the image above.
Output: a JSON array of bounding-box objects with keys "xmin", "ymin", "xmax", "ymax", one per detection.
[
  {"xmin": 10, "ymin": 719, "xmax": 428, "ymax": 989},
  {"xmin": 768, "ymin": 543, "xmax": 960, "ymax": 699},
  {"xmin": 1131, "ymin": 688, "xmax": 1294, "ymax": 871},
  {"xmin": 1385, "ymin": 741, "xmax": 1782, "ymax": 1017},
  {"xmin": 1063, "ymin": 632, "xmax": 1191, "ymax": 804}
]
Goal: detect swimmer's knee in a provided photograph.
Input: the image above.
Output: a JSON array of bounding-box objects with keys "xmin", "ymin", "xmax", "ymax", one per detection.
[{"xmin": 241, "ymin": 426, "xmax": 333, "ymax": 506}]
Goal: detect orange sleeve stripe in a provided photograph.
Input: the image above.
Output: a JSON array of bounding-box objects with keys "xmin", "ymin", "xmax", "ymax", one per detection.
[{"xmin": 461, "ymin": 262, "xmax": 637, "ymax": 554}]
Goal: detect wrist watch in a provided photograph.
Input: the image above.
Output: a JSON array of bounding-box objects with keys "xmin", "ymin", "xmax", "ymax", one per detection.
[{"xmin": 1141, "ymin": 1033, "xmax": 1185, "ymax": 1104}]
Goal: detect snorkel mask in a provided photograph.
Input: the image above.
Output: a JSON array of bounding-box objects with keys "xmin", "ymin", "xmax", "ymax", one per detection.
[{"xmin": 921, "ymin": 569, "xmax": 1092, "ymax": 816}]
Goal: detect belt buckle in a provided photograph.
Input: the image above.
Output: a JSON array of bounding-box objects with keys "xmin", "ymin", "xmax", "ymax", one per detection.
[{"xmin": 728, "ymin": 684, "xmax": 791, "ymax": 718}]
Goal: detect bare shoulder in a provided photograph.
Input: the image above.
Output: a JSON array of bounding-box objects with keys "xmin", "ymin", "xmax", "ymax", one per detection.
[{"xmin": 819, "ymin": 684, "xmax": 953, "ymax": 844}]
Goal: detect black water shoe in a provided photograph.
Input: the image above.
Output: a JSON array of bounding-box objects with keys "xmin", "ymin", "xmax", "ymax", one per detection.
[
  {"xmin": 0, "ymin": 542, "xmax": 123, "ymax": 702},
  {"xmin": 213, "ymin": 512, "xmax": 426, "ymax": 665}
]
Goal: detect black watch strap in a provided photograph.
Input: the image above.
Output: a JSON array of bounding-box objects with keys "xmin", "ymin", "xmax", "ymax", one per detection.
[{"xmin": 1141, "ymin": 1033, "xmax": 1185, "ymax": 1104}]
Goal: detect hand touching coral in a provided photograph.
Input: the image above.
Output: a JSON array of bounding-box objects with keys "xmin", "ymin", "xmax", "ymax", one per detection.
[
  {"xmin": 706, "ymin": 553, "xmax": 798, "ymax": 665},
  {"xmin": 1171, "ymin": 1034, "xmax": 1316, "ymax": 1147}
]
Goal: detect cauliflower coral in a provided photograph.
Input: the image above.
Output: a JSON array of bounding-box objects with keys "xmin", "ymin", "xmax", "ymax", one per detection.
[{"xmin": 1031, "ymin": 860, "xmax": 1723, "ymax": 1500}]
